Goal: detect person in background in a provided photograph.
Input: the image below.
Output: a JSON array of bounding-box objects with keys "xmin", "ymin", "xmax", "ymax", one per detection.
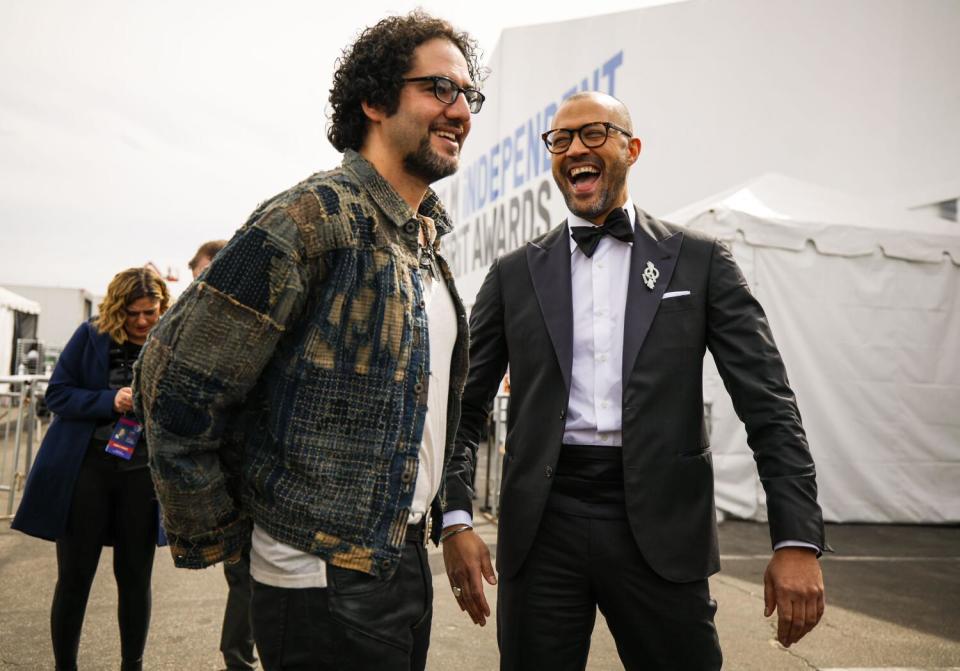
[
  {"xmin": 13, "ymin": 267, "xmax": 171, "ymax": 671},
  {"xmin": 188, "ymin": 239, "xmax": 228, "ymax": 280}
]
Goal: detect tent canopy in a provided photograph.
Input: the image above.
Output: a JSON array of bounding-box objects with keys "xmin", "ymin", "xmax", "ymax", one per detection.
[
  {"xmin": 669, "ymin": 173, "xmax": 960, "ymax": 263},
  {"xmin": 667, "ymin": 175, "xmax": 960, "ymax": 524},
  {"xmin": 0, "ymin": 286, "xmax": 41, "ymax": 315}
]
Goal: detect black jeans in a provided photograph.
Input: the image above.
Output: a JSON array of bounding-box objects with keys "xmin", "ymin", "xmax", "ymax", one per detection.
[
  {"xmin": 251, "ymin": 537, "xmax": 432, "ymax": 671},
  {"xmin": 51, "ymin": 447, "xmax": 157, "ymax": 671}
]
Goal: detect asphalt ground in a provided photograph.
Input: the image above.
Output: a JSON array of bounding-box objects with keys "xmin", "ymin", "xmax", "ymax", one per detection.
[
  {"xmin": 1, "ymin": 513, "xmax": 958, "ymax": 670},
  {"xmin": 1, "ymin": 426, "xmax": 958, "ymax": 670}
]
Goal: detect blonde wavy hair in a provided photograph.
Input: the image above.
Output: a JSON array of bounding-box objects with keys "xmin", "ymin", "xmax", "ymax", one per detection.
[{"xmin": 94, "ymin": 267, "xmax": 171, "ymax": 344}]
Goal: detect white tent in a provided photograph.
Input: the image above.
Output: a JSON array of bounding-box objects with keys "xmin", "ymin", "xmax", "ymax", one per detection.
[
  {"xmin": 0, "ymin": 286, "xmax": 42, "ymax": 378},
  {"xmin": 667, "ymin": 175, "xmax": 960, "ymax": 524}
]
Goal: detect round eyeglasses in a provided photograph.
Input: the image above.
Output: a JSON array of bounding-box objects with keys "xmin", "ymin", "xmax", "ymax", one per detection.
[
  {"xmin": 541, "ymin": 121, "xmax": 632, "ymax": 154},
  {"xmin": 403, "ymin": 76, "xmax": 485, "ymax": 114}
]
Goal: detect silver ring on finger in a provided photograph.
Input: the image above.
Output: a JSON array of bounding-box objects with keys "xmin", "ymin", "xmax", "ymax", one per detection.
[{"xmin": 452, "ymin": 585, "xmax": 463, "ymax": 598}]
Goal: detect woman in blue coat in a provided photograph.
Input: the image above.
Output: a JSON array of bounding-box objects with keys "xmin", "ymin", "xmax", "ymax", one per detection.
[{"xmin": 13, "ymin": 267, "xmax": 170, "ymax": 671}]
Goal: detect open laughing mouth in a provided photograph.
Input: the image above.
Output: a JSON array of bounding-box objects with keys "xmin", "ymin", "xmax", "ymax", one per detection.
[
  {"xmin": 567, "ymin": 163, "xmax": 602, "ymax": 194},
  {"xmin": 432, "ymin": 128, "xmax": 461, "ymax": 152}
]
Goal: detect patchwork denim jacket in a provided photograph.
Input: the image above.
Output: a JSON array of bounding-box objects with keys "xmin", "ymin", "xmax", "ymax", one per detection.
[{"xmin": 134, "ymin": 150, "xmax": 469, "ymax": 578}]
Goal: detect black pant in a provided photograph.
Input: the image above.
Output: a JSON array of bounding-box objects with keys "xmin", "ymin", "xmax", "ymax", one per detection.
[
  {"xmin": 221, "ymin": 545, "xmax": 257, "ymax": 670},
  {"xmin": 51, "ymin": 447, "xmax": 157, "ymax": 671},
  {"xmin": 497, "ymin": 445, "xmax": 722, "ymax": 671},
  {"xmin": 251, "ymin": 537, "xmax": 432, "ymax": 671},
  {"xmin": 498, "ymin": 509, "xmax": 722, "ymax": 670}
]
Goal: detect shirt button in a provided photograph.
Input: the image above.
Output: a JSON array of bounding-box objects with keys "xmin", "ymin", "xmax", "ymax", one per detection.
[
  {"xmin": 544, "ymin": 466, "xmax": 553, "ymax": 478},
  {"xmin": 601, "ymin": 400, "xmax": 610, "ymax": 409},
  {"xmin": 403, "ymin": 220, "xmax": 418, "ymax": 235},
  {"xmin": 597, "ymin": 262, "xmax": 605, "ymax": 269},
  {"xmin": 600, "ymin": 434, "xmax": 610, "ymax": 442},
  {"xmin": 597, "ymin": 354, "xmax": 607, "ymax": 363},
  {"xmin": 414, "ymin": 382, "xmax": 424, "ymax": 394}
]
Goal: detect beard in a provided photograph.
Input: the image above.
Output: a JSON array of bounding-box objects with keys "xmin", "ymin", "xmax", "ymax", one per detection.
[
  {"xmin": 560, "ymin": 182, "xmax": 613, "ymax": 220},
  {"xmin": 404, "ymin": 134, "xmax": 459, "ymax": 184},
  {"xmin": 555, "ymin": 156, "xmax": 629, "ymax": 221}
]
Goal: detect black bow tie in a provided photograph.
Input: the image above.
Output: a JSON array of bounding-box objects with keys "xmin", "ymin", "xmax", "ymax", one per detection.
[{"xmin": 570, "ymin": 208, "xmax": 634, "ymax": 258}]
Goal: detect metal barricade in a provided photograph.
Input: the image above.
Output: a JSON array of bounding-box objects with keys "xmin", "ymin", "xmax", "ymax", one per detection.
[
  {"xmin": 481, "ymin": 393, "xmax": 509, "ymax": 519},
  {"xmin": 0, "ymin": 375, "xmax": 50, "ymax": 520}
]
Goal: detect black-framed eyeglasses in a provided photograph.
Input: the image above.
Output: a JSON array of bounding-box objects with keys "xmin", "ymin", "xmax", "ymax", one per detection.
[
  {"xmin": 541, "ymin": 121, "xmax": 632, "ymax": 154},
  {"xmin": 403, "ymin": 76, "xmax": 485, "ymax": 114}
]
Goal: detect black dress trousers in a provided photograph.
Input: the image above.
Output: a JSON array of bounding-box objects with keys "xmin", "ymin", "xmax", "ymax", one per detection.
[{"xmin": 497, "ymin": 446, "xmax": 722, "ymax": 671}]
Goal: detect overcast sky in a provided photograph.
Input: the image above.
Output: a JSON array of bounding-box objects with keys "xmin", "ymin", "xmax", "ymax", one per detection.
[{"xmin": 0, "ymin": 0, "xmax": 677, "ymax": 297}]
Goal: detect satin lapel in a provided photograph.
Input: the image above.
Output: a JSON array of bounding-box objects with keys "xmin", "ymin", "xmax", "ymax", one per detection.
[
  {"xmin": 622, "ymin": 208, "xmax": 684, "ymax": 382},
  {"xmin": 527, "ymin": 223, "xmax": 574, "ymax": 394}
]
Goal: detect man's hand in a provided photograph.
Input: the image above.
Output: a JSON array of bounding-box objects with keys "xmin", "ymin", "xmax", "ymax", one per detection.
[
  {"xmin": 442, "ymin": 525, "xmax": 497, "ymax": 626},
  {"xmin": 113, "ymin": 387, "xmax": 134, "ymax": 413},
  {"xmin": 763, "ymin": 547, "xmax": 825, "ymax": 647}
]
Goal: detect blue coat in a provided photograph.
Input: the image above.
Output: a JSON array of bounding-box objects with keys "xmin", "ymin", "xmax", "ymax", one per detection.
[{"xmin": 12, "ymin": 321, "xmax": 166, "ymax": 545}]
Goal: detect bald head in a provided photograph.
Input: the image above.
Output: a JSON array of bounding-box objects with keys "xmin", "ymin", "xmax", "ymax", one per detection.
[{"xmin": 559, "ymin": 92, "xmax": 633, "ymax": 134}]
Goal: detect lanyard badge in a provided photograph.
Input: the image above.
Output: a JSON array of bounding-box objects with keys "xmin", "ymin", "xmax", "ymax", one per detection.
[{"xmin": 105, "ymin": 416, "xmax": 143, "ymax": 460}]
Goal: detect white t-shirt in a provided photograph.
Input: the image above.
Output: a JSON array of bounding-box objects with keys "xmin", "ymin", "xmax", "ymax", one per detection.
[{"xmin": 250, "ymin": 253, "xmax": 458, "ymax": 588}]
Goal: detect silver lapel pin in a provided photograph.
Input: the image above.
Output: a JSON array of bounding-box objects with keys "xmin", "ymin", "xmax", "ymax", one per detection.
[{"xmin": 642, "ymin": 261, "xmax": 660, "ymax": 290}]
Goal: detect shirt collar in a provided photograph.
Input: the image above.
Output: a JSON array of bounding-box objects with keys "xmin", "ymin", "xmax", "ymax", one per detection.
[
  {"xmin": 341, "ymin": 149, "xmax": 454, "ymax": 238},
  {"xmin": 568, "ymin": 197, "xmax": 636, "ymax": 254}
]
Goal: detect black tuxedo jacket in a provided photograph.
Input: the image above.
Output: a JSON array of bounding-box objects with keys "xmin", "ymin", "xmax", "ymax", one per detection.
[{"xmin": 446, "ymin": 207, "xmax": 826, "ymax": 583}]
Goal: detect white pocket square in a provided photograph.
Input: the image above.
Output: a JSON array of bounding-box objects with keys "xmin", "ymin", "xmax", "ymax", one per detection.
[{"xmin": 662, "ymin": 291, "xmax": 691, "ymax": 299}]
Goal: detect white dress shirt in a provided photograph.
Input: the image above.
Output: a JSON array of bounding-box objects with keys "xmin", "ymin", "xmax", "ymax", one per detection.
[{"xmin": 562, "ymin": 198, "xmax": 638, "ymax": 446}]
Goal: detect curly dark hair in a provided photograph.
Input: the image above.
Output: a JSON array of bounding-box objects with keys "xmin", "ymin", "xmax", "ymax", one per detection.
[{"xmin": 327, "ymin": 10, "xmax": 484, "ymax": 152}]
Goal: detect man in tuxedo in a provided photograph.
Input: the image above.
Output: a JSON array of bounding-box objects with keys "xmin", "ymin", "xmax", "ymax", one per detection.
[{"xmin": 440, "ymin": 91, "xmax": 827, "ymax": 670}]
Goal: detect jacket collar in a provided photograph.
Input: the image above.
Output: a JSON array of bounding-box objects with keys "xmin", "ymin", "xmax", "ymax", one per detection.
[
  {"xmin": 342, "ymin": 150, "xmax": 454, "ymax": 238},
  {"xmin": 526, "ymin": 206, "xmax": 683, "ymax": 393}
]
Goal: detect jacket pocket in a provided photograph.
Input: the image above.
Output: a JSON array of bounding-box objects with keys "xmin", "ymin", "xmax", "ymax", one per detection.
[{"xmin": 657, "ymin": 294, "xmax": 695, "ymax": 313}]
